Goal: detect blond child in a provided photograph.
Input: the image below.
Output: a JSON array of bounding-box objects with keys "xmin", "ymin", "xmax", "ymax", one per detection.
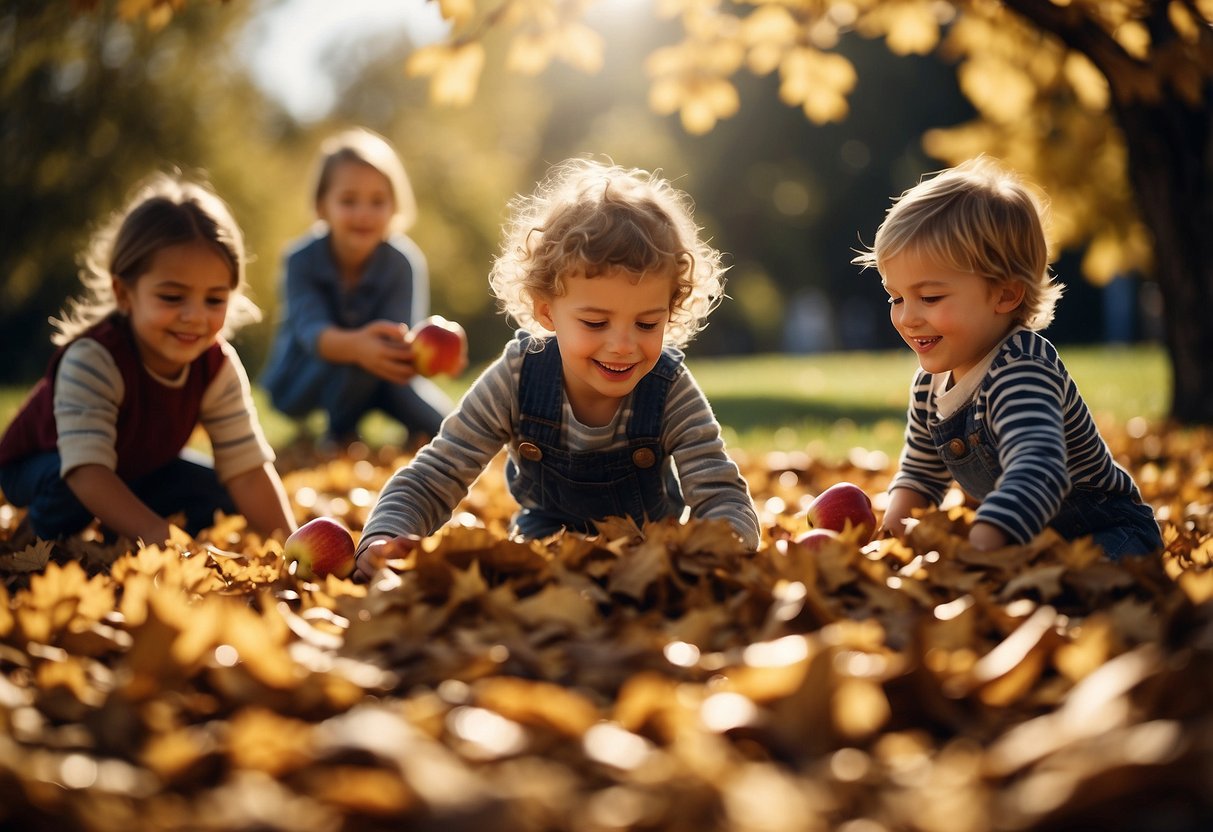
[
  {"xmin": 355, "ymin": 158, "xmax": 759, "ymax": 578},
  {"xmin": 854, "ymin": 157, "xmax": 1161, "ymax": 558},
  {"xmin": 0, "ymin": 174, "xmax": 294, "ymax": 545},
  {"xmin": 261, "ymin": 127, "xmax": 457, "ymax": 447}
]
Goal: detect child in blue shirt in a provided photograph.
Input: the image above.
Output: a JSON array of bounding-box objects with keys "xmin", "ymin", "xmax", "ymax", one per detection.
[
  {"xmin": 854, "ymin": 157, "xmax": 1162, "ymax": 559},
  {"xmin": 261, "ymin": 127, "xmax": 457, "ymax": 447},
  {"xmin": 354, "ymin": 158, "xmax": 759, "ymax": 579}
]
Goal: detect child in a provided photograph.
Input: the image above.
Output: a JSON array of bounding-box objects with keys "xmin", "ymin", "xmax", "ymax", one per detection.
[
  {"xmin": 0, "ymin": 173, "xmax": 295, "ymax": 545},
  {"xmin": 854, "ymin": 156, "xmax": 1162, "ymax": 559},
  {"xmin": 260, "ymin": 127, "xmax": 455, "ymax": 447},
  {"xmin": 354, "ymin": 158, "xmax": 760, "ymax": 578}
]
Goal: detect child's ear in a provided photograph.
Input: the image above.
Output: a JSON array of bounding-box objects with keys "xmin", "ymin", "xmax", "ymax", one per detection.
[
  {"xmin": 112, "ymin": 277, "xmax": 131, "ymax": 313},
  {"xmin": 532, "ymin": 295, "xmax": 555, "ymax": 331},
  {"xmin": 994, "ymin": 279, "xmax": 1026, "ymax": 314}
]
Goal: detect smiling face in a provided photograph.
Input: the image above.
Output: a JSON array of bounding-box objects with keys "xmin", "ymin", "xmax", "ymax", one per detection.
[
  {"xmin": 317, "ymin": 160, "xmax": 395, "ymax": 277},
  {"xmin": 532, "ymin": 267, "xmax": 675, "ymax": 426},
  {"xmin": 882, "ymin": 246, "xmax": 1024, "ymax": 384},
  {"xmin": 114, "ymin": 241, "xmax": 233, "ymax": 378}
]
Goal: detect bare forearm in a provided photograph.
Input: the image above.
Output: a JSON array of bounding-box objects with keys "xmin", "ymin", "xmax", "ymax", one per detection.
[
  {"xmin": 65, "ymin": 464, "xmax": 170, "ymax": 544},
  {"xmin": 226, "ymin": 463, "xmax": 296, "ymax": 538}
]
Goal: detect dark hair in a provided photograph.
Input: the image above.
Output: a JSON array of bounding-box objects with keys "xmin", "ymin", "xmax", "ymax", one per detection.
[{"xmin": 53, "ymin": 172, "xmax": 259, "ymax": 344}]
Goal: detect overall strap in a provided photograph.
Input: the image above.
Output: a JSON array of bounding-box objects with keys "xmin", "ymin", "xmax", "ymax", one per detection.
[
  {"xmin": 515, "ymin": 333, "xmax": 564, "ymax": 447},
  {"xmin": 626, "ymin": 347, "xmax": 684, "ymax": 441}
]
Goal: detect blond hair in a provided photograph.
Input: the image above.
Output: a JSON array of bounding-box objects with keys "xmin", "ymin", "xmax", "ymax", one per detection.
[
  {"xmin": 53, "ymin": 172, "xmax": 260, "ymax": 345},
  {"xmin": 853, "ymin": 156, "xmax": 1063, "ymax": 330},
  {"xmin": 488, "ymin": 158, "xmax": 725, "ymax": 348},
  {"xmin": 312, "ymin": 127, "xmax": 417, "ymax": 234}
]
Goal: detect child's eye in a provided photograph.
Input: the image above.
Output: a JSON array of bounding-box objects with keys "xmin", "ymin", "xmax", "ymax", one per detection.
[
  {"xmin": 922, "ymin": 295, "xmax": 943, "ymax": 304},
  {"xmin": 636, "ymin": 321, "xmax": 660, "ymax": 332},
  {"xmin": 886, "ymin": 297, "xmax": 902, "ymax": 306},
  {"xmin": 580, "ymin": 320, "xmax": 606, "ymax": 329},
  {"xmin": 158, "ymin": 294, "xmax": 183, "ymax": 304},
  {"xmin": 206, "ymin": 296, "xmax": 229, "ymax": 308}
]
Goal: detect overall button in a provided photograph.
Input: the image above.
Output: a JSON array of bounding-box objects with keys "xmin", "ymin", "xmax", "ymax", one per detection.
[
  {"xmin": 947, "ymin": 438, "xmax": 967, "ymax": 457},
  {"xmin": 632, "ymin": 448, "xmax": 656, "ymax": 468},
  {"xmin": 519, "ymin": 442, "xmax": 543, "ymax": 461}
]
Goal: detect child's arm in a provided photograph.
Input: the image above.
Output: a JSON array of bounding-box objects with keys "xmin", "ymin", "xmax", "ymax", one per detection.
[
  {"xmin": 278, "ymin": 244, "xmax": 418, "ymax": 384},
  {"xmin": 359, "ymin": 348, "xmax": 518, "ymax": 547},
  {"xmin": 971, "ymin": 351, "xmax": 1071, "ymax": 545},
  {"xmin": 200, "ymin": 344, "xmax": 294, "ymax": 538},
  {"xmin": 225, "ymin": 462, "xmax": 295, "ymax": 538},
  {"xmin": 663, "ymin": 370, "xmax": 761, "ymax": 549},
  {"xmin": 880, "ymin": 486, "xmax": 929, "ymax": 538},
  {"xmin": 316, "ymin": 321, "xmax": 418, "ymax": 384},
  {"xmin": 65, "ymin": 464, "xmax": 171, "ymax": 544}
]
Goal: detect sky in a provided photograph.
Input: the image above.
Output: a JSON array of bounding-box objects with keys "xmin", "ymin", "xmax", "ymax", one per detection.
[{"xmin": 239, "ymin": 0, "xmax": 448, "ymax": 122}]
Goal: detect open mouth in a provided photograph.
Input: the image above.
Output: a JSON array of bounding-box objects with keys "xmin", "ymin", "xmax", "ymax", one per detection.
[
  {"xmin": 911, "ymin": 336, "xmax": 941, "ymax": 350},
  {"xmin": 593, "ymin": 359, "xmax": 637, "ymax": 377}
]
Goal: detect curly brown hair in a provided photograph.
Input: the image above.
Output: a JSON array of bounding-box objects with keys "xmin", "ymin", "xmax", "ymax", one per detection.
[{"xmin": 488, "ymin": 158, "xmax": 726, "ymax": 348}]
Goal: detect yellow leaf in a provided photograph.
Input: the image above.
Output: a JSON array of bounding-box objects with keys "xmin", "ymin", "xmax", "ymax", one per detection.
[
  {"xmin": 227, "ymin": 707, "xmax": 315, "ymax": 775},
  {"xmin": 512, "ymin": 583, "xmax": 599, "ymax": 633},
  {"xmin": 0, "ymin": 584, "xmax": 11, "ymax": 636},
  {"xmin": 475, "ymin": 676, "xmax": 600, "ymax": 737},
  {"xmin": 1063, "ymin": 52, "xmax": 1109, "ymax": 111},
  {"xmin": 1113, "ymin": 20, "xmax": 1151, "ymax": 60},
  {"xmin": 958, "ymin": 57, "xmax": 1036, "ymax": 123},
  {"xmin": 406, "ymin": 42, "xmax": 486, "ymax": 107},
  {"xmin": 558, "ymin": 23, "xmax": 604, "ymax": 73},
  {"xmin": 832, "ymin": 676, "xmax": 891, "ymax": 739},
  {"xmin": 439, "ymin": 0, "xmax": 477, "ymax": 28}
]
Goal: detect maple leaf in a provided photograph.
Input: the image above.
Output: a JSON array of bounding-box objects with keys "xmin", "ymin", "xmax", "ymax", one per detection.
[{"xmin": 2, "ymin": 539, "xmax": 53, "ymax": 573}]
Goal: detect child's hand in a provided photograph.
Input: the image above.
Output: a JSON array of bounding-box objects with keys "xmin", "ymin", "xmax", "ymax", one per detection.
[
  {"xmin": 357, "ymin": 320, "xmax": 417, "ymax": 384},
  {"xmin": 353, "ymin": 534, "xmax": 421, "ymax": 582},
  {"xmin": 968, "ymin": 521, "xmax": 1008, "ymax": 550}
]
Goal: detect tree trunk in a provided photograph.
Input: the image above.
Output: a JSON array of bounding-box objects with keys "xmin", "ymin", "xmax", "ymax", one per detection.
[{"xmin": 1115, "ymin": 92, "xmax": 1213, "ymax": 423}]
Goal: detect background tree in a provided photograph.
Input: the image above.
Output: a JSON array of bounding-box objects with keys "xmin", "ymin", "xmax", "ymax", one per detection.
[
  {"xmin": 0, "ymin": 0, "xmax": 302, "ymax": 379},
  {"xmin": 398, "ymin": 0, "xmax": 1213, "ymax": 424}
]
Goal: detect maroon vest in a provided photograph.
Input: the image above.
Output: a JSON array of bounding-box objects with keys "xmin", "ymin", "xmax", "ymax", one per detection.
[{"xmin": 0, "ymin": 315, "xmax": 227, "ymax": 480}]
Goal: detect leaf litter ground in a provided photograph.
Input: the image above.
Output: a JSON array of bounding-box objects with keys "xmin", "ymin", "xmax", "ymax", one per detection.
[{"xmin": 1, "ymin": 424, "xmax": 1212, "ymax": 831}]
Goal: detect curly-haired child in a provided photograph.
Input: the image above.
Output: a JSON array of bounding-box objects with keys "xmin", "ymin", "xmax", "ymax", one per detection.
[{"xmin": 354, "ymin": 158, "xmax": 759, "ymax": 578}]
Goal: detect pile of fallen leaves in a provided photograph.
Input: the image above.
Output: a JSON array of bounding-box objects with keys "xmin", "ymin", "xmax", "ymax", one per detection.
[{"xmin": 2, "ymin": 424, "xmax": 1212, "ymax": 832}]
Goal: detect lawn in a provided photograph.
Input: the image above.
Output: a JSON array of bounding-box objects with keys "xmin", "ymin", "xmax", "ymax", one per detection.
[{"xmin": 0, "ymin": 344, "xmax": 1170, "ymax": 462}]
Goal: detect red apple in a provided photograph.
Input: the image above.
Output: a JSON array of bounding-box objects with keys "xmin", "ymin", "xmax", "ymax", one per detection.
[
  {"xmin": 409, "ymin": 315, "xmax": 467, "ymax": 377},
  {"xmin": 283, "ymin": 517, "xmax": 356, "ymax": 580},
  {"xmin": 793, "ymin": 527, "xmax": 843, "ymax": 553},
  {"xmin": 805, "ymin": 481, "xmax": 877, "ymax": 540}
]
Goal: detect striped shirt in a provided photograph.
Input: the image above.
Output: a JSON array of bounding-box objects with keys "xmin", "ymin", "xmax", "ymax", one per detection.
[
  {"xmin": 53, "ymin": 337, "xmax": 274, "ymax": 481},
  {"xmin": 890, "ymin": 328, "xmax": 1143, "ymax": 544},
  {"xmin": 363, "ymin": 337, "xmax": 760, "ymax": 548}
]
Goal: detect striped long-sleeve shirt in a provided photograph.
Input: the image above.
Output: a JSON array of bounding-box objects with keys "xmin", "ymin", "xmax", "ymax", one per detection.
[
  {"xmin": 890, "ymin": 328, "xmax": 1143, "ymax": 544},
  {"xmin": 362, "ymin": 337, "xmax": 760, "ymax": 549}
]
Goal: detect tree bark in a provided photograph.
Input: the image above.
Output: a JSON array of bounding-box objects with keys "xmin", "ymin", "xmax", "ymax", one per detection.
[{"xmin": 1115, "ymin": 91, "xmax": 1213, "ymax": 423}]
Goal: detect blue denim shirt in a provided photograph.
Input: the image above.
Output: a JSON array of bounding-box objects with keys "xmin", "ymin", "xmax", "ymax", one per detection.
[{"xmin": 505, "ymin": 335, "xmax": 686, "ymax": 538}]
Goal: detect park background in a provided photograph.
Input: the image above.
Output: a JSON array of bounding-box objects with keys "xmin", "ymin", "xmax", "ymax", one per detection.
[
  {"xmin": 3, "ymin": 4, "xmax": 1213, "ymax": 831},
  {"xmin": 1, "ymin": 0, "xmax": 1166, "ymax": 394}
]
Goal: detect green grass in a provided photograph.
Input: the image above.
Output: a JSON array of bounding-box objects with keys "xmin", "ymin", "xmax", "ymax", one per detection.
[{"xmin": 0, "ymin": 344, "xmax": 1170, "ymax": 463}]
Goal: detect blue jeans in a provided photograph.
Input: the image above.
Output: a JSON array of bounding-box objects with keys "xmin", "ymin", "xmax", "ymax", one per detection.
[
  {"xmin": 0, "ymin": 451, "xmax": 236, "ymax": 539},
  {"xmin": 268, "ymin": 359, "xmax": 450, "ymax": 440}
]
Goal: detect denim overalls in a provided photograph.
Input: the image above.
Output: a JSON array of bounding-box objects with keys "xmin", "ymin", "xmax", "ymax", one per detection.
[
  {"xmin": 932, "ymin": 399, "xmax": 1163, "ymax": 559},
  {"xmin": 505, "ymin": 337, "xmax": 685, "ymax": 538}
]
